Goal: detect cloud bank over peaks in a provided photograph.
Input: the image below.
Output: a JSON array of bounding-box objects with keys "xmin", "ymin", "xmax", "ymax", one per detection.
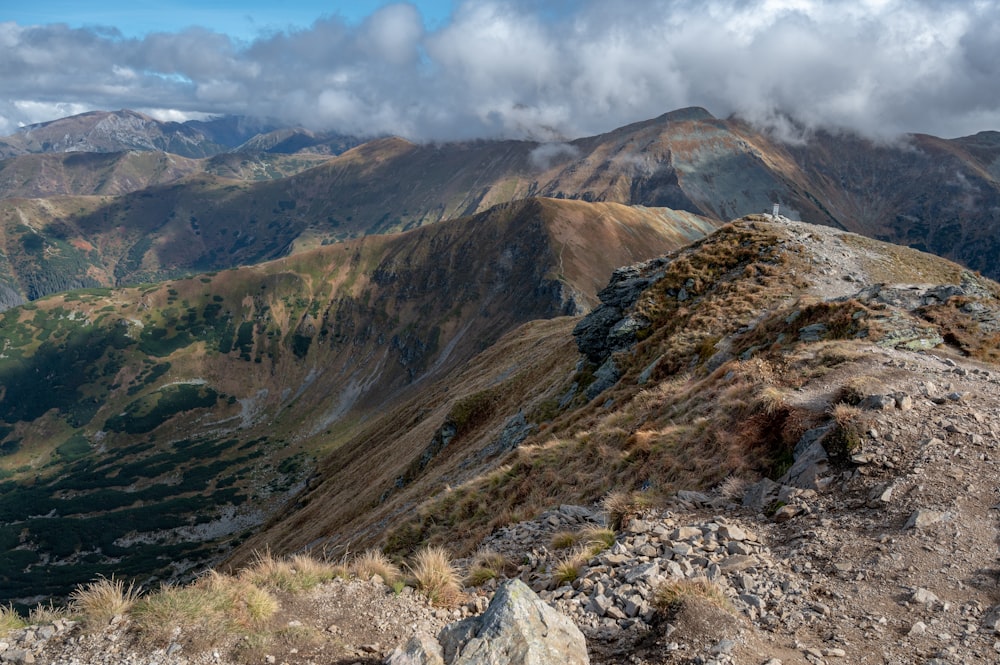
[{"xmin": 2, "ymin": 0, "xmax": 1000, "ymax": 141}]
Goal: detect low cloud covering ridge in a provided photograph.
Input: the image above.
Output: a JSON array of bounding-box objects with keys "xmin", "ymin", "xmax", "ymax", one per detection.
[{"xmin": 2, "ymin": 0, "xmax": 999, "ymax": 140}]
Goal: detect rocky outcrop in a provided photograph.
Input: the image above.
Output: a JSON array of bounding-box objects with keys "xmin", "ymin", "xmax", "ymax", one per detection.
[
  {"xmin": 573, "ymin": 259, "xmax": 669, "ymax": 365},
  {"xmin": 388, "ymin": 579, "xmax": 588, "ymax": 665}
]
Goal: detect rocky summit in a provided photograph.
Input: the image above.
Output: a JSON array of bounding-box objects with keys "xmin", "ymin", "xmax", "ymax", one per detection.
[{"xmin": 3, "ymin": 213, "xmax": 1000, "ymax": 665}]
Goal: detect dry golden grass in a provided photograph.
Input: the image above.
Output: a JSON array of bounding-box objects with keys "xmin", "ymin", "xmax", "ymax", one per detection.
[
  {"xmin": 465, "ymin": 549, "xmax": 510, "ymax": 586},
  {"xmin": 133, "ymin": 571, "xmax": 278, "ymax": 647},
  {"xmin": 840, "ymin": 233, "xmax": 966, "ymax": 285},
  {"xmin": 407, "ymin": 546, "xmax": 462, "ymax": 607},
  {"xmin": 28, "ymin": 601, "xmax": 70, "ymax": 625},
  {"xmin": 386, "ymin": 341, "xmax": 824, "ymax": 555},
  {"xmin": 465, "ymin": 566, "xmax": 500, "ymax": 587},
  {"xmin": 551, "ymin": 524, "xmax": 614, "ymax": 554},
  {"xmin": 918, "ymin": 297, "xmax": 1000, "ymax": 363},
  {"xmin": 240, "ymin": 551, "xmax": 343, "ymax": 592},
  {"xmin": 0, "ymin": 604, "xmax": 25, "ymax": 635},
  {"xmin": 550, "ymin": 530, "xmax": 579, "ymax": 550},
  {"xmin": 349, "ymin": 549, "xmax": 402, "ymax": 586},
  {"xmin": 835, "ymin": 374, "xmax": 885, "ymax": 405},
  {"xmin": 69, "ymin": 577, "xmax": 140, "ymax": 629},
  {"xmin": 754, "ymin": 386, "xmax": 786, "ymax": 415},
  {"xmin": 580, "ymin": 525, "xmax": 617, "ymax": 554},
  {"xmin": 717, "ymin": 476, "xmax": 750, "ymax": 502},
  {"xmin": 602, "ymin": 489, "xmax": 659, "ymax": 531},
  {"xmin": 378, "ymin": 220, "xmax": 902, "ymax": 559},
  {"xmin": 553, "ymin": 547, "xmax": 592, "ymax": 586},
  {"xmin": 654, "ymin": 578, "xmax": 734, "ymax": 616}
]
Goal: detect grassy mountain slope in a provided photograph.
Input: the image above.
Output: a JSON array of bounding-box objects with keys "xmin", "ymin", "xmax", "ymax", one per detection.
[
  {"xmin": 0, "ymin": 151, "xmax": 333, "ymax": 200},
  {"xmin": 0, "ymin": 151, "xmax": 202, "ymax": 199},
  {"xmin": 234, "ymin": 128, "xmax": 363, "ymax": 155},
  {"xmin": 227, "ymin": 214, "xmax": 1000, "ymax": 567},
  {"xmin": 0, "ymin": 197, "xmax": 715, "ymax": 607}
]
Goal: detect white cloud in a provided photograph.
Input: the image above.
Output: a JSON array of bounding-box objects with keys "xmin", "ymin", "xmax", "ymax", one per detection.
[
  {"xmin": 528, "ymin": 142, "xmax": 580, "ymax": 170},
  {"xmin": 1, "ymin": 1, "xmax": 1000, "ymax": 141}
]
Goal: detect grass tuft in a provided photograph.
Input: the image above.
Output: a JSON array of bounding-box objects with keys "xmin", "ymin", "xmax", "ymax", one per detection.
[
  {"xmin": 133, "ymin": 571, "xmax": 278, "ymax": 648},
  {"xmin": 653, "ymin": 578, "xmax": 733, "ymax": 617},
  {"xmin": 69, "ymin": 576, "xmax": 140, "ymax": 629},
  {"xmin": 717, "ymin": 476, "xmax": 749, "ymax": 502},
  {"xmin": 550, "ymin": 530, "xmax": 579, "ymax": 550},
  {"xmin": 465, "ymin": 549, "xmax": 509, "ymax": 587},
  {"xmin": 241, "ymin": 550, "xmax": 342, "ymax": 592},
  {"xmin": 553, "ymin": 548, "xmax": 591, "ymax": 586},
  {"xmin": 407, "ymin": 545, "xmax": 462, "ymax": 606},
  {"xmin": 349, "ymin": 549, "xmax": 402, "ymax": 587},
  {"xmin": 0, "ymin": 604, "xmax": 26, "ymax": 636},
  {"xmin": 579, "ymin": 525, "xmax": 616, "ymax": 554},
  {"xmin": 28, "ymin": 602, "xmax": 70, "ymax": 625},
  {"xmin": 602, "ymin": 489, "xmax": 658, "ymax": 531}
]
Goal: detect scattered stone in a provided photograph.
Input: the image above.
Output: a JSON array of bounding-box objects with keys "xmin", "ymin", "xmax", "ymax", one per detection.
[
  {"xmin": 905, "ymin": 509, "xmax": 949, "ymax": 530},
  {"xmin": 859, "ymin": 394, "xmax": 896, "ymax": 411},
  {"xmin": 912, "ymin": 588, "xmax": 940, "ymax": 606},
  {"xmin": 386, "ymin": 633, "xmax": 446, "ymax": 665}
]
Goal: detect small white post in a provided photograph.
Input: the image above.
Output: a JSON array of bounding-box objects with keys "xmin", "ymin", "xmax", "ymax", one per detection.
[{"xmin": 772, "ymin": 203, "xmax": 780, "ymax": 217}]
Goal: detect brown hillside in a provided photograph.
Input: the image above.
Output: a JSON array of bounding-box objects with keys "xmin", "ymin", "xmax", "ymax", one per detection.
[
  {"xmin": 230, "ymin": 214, "xmax": 1000, "ymax": 570},
  {"xmin": 0, "ymin": 196, "xmax": 715, "ymax": 605}
]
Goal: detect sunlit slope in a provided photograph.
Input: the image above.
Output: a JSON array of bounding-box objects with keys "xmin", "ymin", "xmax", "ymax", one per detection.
[
  {"xmin": 0, "ymin": 197, "xmax": 714, "ymax": 606},
  {"xmin": 233, "ymin": 215, "xmax": 1000, "ymax": 567}
]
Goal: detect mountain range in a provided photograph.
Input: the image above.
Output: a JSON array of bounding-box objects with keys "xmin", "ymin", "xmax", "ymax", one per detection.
[
  {"xmin": 0, "ymin": 108, "xmax": 999, "ymax": 313},
  {"xmin": 1, "ymin": 106, "xmax": 999, "ymax": 618}
]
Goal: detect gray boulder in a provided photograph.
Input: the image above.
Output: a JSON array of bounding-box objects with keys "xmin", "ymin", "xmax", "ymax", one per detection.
[
  {"xmin": 386, "ymin": 632, "xmax": 446, "ymax": 665},
  {"xmin": 779, "ymin": 439, "xmax": 830, "ymax": 491},
  {"xmin": 446, "ymin": 578, "xmax": 589, "ymax": 665}
]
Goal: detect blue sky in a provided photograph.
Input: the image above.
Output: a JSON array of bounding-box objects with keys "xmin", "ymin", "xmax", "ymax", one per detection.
[
  {"xmin": 6, "ymin": 1, "xmax": 456, "ymax": 40},
  {"xmin": 2, "ymin": 1, "xmax": 1000, "ymax": 141}
]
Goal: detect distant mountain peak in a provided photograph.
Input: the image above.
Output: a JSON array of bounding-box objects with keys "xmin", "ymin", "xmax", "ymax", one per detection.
[{"xmin": 662, "ymin": 106, "xmax": 715, "ymax": 122}]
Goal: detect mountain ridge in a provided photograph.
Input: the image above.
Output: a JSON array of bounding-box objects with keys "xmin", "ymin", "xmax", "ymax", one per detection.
[
  {"xmin": 3, "ymin": 211, "xmax": 1000, "ymax": 664},
  {"xmin": 0, "ymin": 196, "xmax": 714, "ymax": 606},
  {"xmin": 224, "ymin": 213, "xmax": 1000, "ymax": 566},
  {"xmin": 2, "ymin": 107, "xmax": 1000, "ymax": 310}
]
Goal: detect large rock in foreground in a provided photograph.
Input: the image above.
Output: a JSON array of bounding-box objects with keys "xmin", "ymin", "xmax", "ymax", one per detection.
[{"xmin": 388, "ymin": 578, "xmax": 589, "ymax": 665}]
